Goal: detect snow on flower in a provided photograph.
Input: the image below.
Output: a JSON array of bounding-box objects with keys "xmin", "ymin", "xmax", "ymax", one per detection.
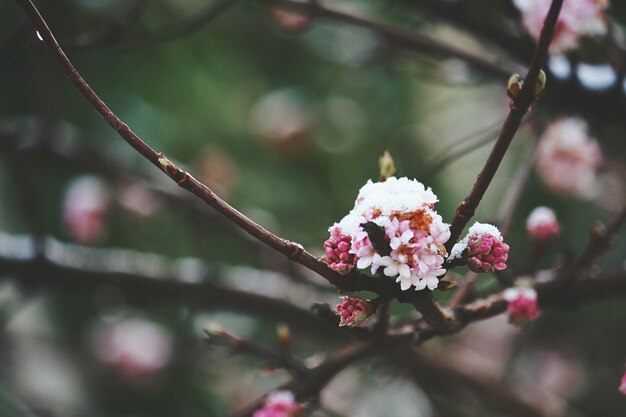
[
  {"xmin": 91, "ymin": 318, "xmax": 172, "ymax": 381},
  {"xmin": 536, "ymin": 118, "xmax": 603, "ymax": 198},
  {"xmin": 323, "ymin": 177, "xmax": 450, "ymax": 291},
  {"xmin": 253, "ymin": 391, "xmax": 300, "ymax": 417},
  {"xmin": 450, "ymin": 223, "xmax": 509, "ymax": 273},
  {"xmin": 503, "ymin": 286, "xmax": 541, "ymax": 325},
  {"xmin": 335, "ymin": 297, "xmax": 374, "ymax": 327},
  {"xmin": 619, "ymin": 369, "xmax": 626, "ymax": 396},
  {"xmin": 526, "ymin": 206, "xmax": 560, "ymax": 240},
  {"xmin": 514, "ymin": 0, "xmax": 609, "ymax": 53},
  {"xmin": 63, "ymin": 176, "xmax": 110, "ymax": 244}
]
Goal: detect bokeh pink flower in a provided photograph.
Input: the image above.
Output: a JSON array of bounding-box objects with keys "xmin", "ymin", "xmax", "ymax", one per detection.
[
  {"xmin": 253, "ymin": 391, "xmax": 300, "ymax": 417},
  {"xmin": 526, "ymin": 206, "xmax": 560, "ymax": 240},
  {"xmin": 503, "ymin": 286, "xmax": 541, "ymax": 325},
  {"xmin": 514, "ymin": 0, "xmax": 609, "ymax": 53},
  {"xmin": 536, "ymin": 118, "xmax": 602, "ymax": 198},
  {"xmin": 63, "ymin": 176, "xmax": 110, "ymax": 244}
]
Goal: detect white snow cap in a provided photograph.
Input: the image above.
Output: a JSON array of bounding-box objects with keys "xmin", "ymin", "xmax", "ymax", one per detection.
[{"xmin": 449, "ymin": 222, "xmax": 502, "ymax": 260}]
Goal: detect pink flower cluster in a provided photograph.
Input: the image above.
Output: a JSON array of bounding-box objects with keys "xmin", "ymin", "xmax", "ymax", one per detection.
[
  {"xmin": 323, "ymin": 177, "xmax": 450, "ymax": 291},
  {"xmin": 91, "ymin": 318, "xmax": 172, "ymax": 381},
  {"xmin": 503, "ymin": 286, "xmax": 541, "ymax": 325},
  {"xmin": 335, "ymin": 297, "xmax": 374, "ymax": 327},
  {"xmin": 63, "ymin": 176, "xmax": 110, "ymax": 244},
  {"xmin": 513, "ymin": 0, "xmax": 609, "ymax": 53},
  {"xmin": 253, "ymin": 391, "xmax": 300, "ymax": 417},
  {"xmin": 323, "ymin": 229, "xmax": 356, "ymax": 273},
  {"xmin": 536, "ymin": 118, "xmax": 603, "ymax": 198},
  {"xmin": 450, "ymin": 223, "xmax": 509, "ymax": 273},
  {"xmin": 619, "ymin": 369, "xmax": 626, "ymax": 396},
  {"xmin": 526, "ymin": 206, "xmax": 560, "ymax": 240}
]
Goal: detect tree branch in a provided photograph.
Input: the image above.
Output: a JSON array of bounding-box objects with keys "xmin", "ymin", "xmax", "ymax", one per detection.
[
  {"xmin": 445, "ymin": 0, "xmax": 564, "ymax": 252},
  {"xmin": 267, "ymin": 0, "xmax": 516, "ymax": 78},
  {"xmin": 13, "ymin": 0, "xmax": 358, "ymax": 292}
]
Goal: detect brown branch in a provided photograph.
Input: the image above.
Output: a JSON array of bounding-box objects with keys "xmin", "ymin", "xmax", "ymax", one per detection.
[
  {"xmin": 204, "ymin": 327, "xmax": 309, "ymax": 377},
  {"xmin": 112, "ymin": 0, "xmax": 239, "ymax": 50},
  {"xmin": 416, "ymin": 122, "xmax": 502, "ymax": 180},
  {"xmin": 68, "ymin": 0, "xmax": 154, "ymax": 48},
  {"xmin": 13, "ymin": 0, "xmax": 359, "ymax": 292},
  {"xmin": 444, "ymin": 0, "xmax": 564, "ymax": 253},
  {"xmin": 266, "ymin": 0, "xmax": 516, "ymax": 78},
  {"xmin": 570, "ymin": 205, "xmax": 626, "ymax": 271},
  {"xmin": 0, "ymin": 232, "xmax": 334, "ymax": 333},
  {"xmin": 496, "ymin": 136, "xmax": 537, "ymax": 238},
  {"xmin": 398, "ymin": 347, "xmax": 556, "ymax": 417},
  {"xmin": 231, "ymin": 333, "xmax": 414, "ymax": 417}
]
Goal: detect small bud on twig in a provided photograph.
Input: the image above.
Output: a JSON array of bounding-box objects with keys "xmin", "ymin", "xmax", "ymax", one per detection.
[
  {"xmin": 534, "ymin": 70, "xmax": 547, "ymax": 100},
  {"xmin": 379, "ymin": 150, "xmax": 397, "ymax": 181},
  {"xmin": 507, "ymin": 74, "xmax": 523, "ymax": 100},
  {"xmin": 276, "ymin": 324, "xmax": 291, "ymax": 351}
]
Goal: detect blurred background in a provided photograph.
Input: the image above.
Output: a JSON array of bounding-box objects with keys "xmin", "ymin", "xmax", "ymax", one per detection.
[{"xmin": 0, "ymin": 0, "xmax": 625, "ymax": 416}]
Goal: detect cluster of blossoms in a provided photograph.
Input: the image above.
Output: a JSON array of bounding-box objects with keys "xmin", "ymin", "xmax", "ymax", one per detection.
[
  {"xmin": 323, "ymin": 177, "xmax": 450, "ymax": 291},
  {"xmin": 503, "ymin": 285, "xmax": 541, "ymax": 325},
  {"xmin": 335, "ymin": 297, "xmax": 374, "ymax": 327},
  {"xmin": 253, "ymin": 391, "xmax": 300, "ymax": 417},
  {"xmin": 449, "ymin": 223, "xmax": 509, "ymax": 273},
  {"xmin": 513, "ymin": 0, "xmax": 609, "ymax": 53},
  {"xmin": 526, "ymin": 206, "xmax": 560, "ymax": 240},
  {"xmin": 536, "ymin": 118, "xmax": 603, "ymax": 199}
]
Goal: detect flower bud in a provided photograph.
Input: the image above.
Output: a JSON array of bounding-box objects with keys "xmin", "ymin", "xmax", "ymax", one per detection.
[
  {"xmin": 253, "ymin": 391, "xmax": 301, "ymax": 417},
  {"xmin": 526, "ymin": 206, "xmax": 560, "ymax": 240},
  {"xmin": 378, "ymin": 150, "xmax": 397, "ymax": 181},
  {"xmin": 535, "ymin": 70, "xmax": 547, "ymax": 99},
  {"xmin": 507, "ymin": 73, "xmax": 523, "ymax": 100},
  {"xmin": 322, "ymin": 227, "xmax": 356, "ymax": 274},
  {"xmin": 335, "ymin": 297, "xmax": 374, "ymax": 327},
  {"xmin": 276, "ymin": 324, "xmax": 291, "ymax": 351},
  {"xmin": 503, "ymin": 286, "xmax": 541, "ymax": 326},
  {"xmin": 449, "ymin": 223, "xmax": 509, "ymax": 273}
]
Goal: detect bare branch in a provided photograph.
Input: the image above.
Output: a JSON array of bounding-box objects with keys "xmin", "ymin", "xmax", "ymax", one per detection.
[
  {"xmin": 445, "ymin": 0, "xmax": 564, "ymax": 252},
  {"xmin": 13, "ymin": 0, "xmax": 356, "ymax": 292},
  {"xmin": 267, "ymin": 0, "xmax": 516, "ymax": 78},
  {"xmin": 204, "ymin": 327, "xmax": 309, "ymax": 377}
]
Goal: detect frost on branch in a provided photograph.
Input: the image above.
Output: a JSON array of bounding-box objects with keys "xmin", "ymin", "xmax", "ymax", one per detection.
[
  {"xmin": 449, "ymin": 223, "xmax": 509, "ymax": 273},
  {"xmin": 514, "ymin": 0, "xmax": 609, "ymax": 53},
  {"xmin": 253, "ymin": 391, "xmax": 301, "ymax": 417},
  {"xmin": 526, "ymin": 206, "xmax": 560, "ymax": 240},
  {"xmin": 322, "ymin": 177, "xmax": 450, "ymax": 291},
  {"xmin": 536, "ymin": 117, "xmax": 603, "ymax": 199}
]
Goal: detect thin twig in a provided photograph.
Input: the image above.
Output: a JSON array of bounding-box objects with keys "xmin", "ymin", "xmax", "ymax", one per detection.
[
  {"xmin": 496, "ymin": 135, "xmax": 538, "ymax": 238},
  {"xmin": 68, "ymin": 0, "xmax": 154, "ymax": 48},
  {"xmin": 416, "ymin": 122, "xmax": 502, "ymax": 180},
  {"xmin": 13, "ymin": 0, "xmax": 355, "ymax": 292},
  {"xmin": 398, "ymin": 347, "xmax": 555, "ymax": 417},
  {"xmin": 204, "ymin": 327, "xmax": 309, "ymax": 377},
  {"xmin": 267, "ymin": 0, "xmax": 515, "ymax": 79},
  {"xmin": 444, "ymin": 0, "xmax": 564, "ymax": 253},
  {"xmin": 0, "ymin": 232, "xmax": 333, "ymax": 333},
  {"xmin": 570, "ymin": 205, "xmax": 626, "ymax": 271},
  {"xmin": 114, "ymin": 0, "xmax": 239, "ymax": 50}
]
